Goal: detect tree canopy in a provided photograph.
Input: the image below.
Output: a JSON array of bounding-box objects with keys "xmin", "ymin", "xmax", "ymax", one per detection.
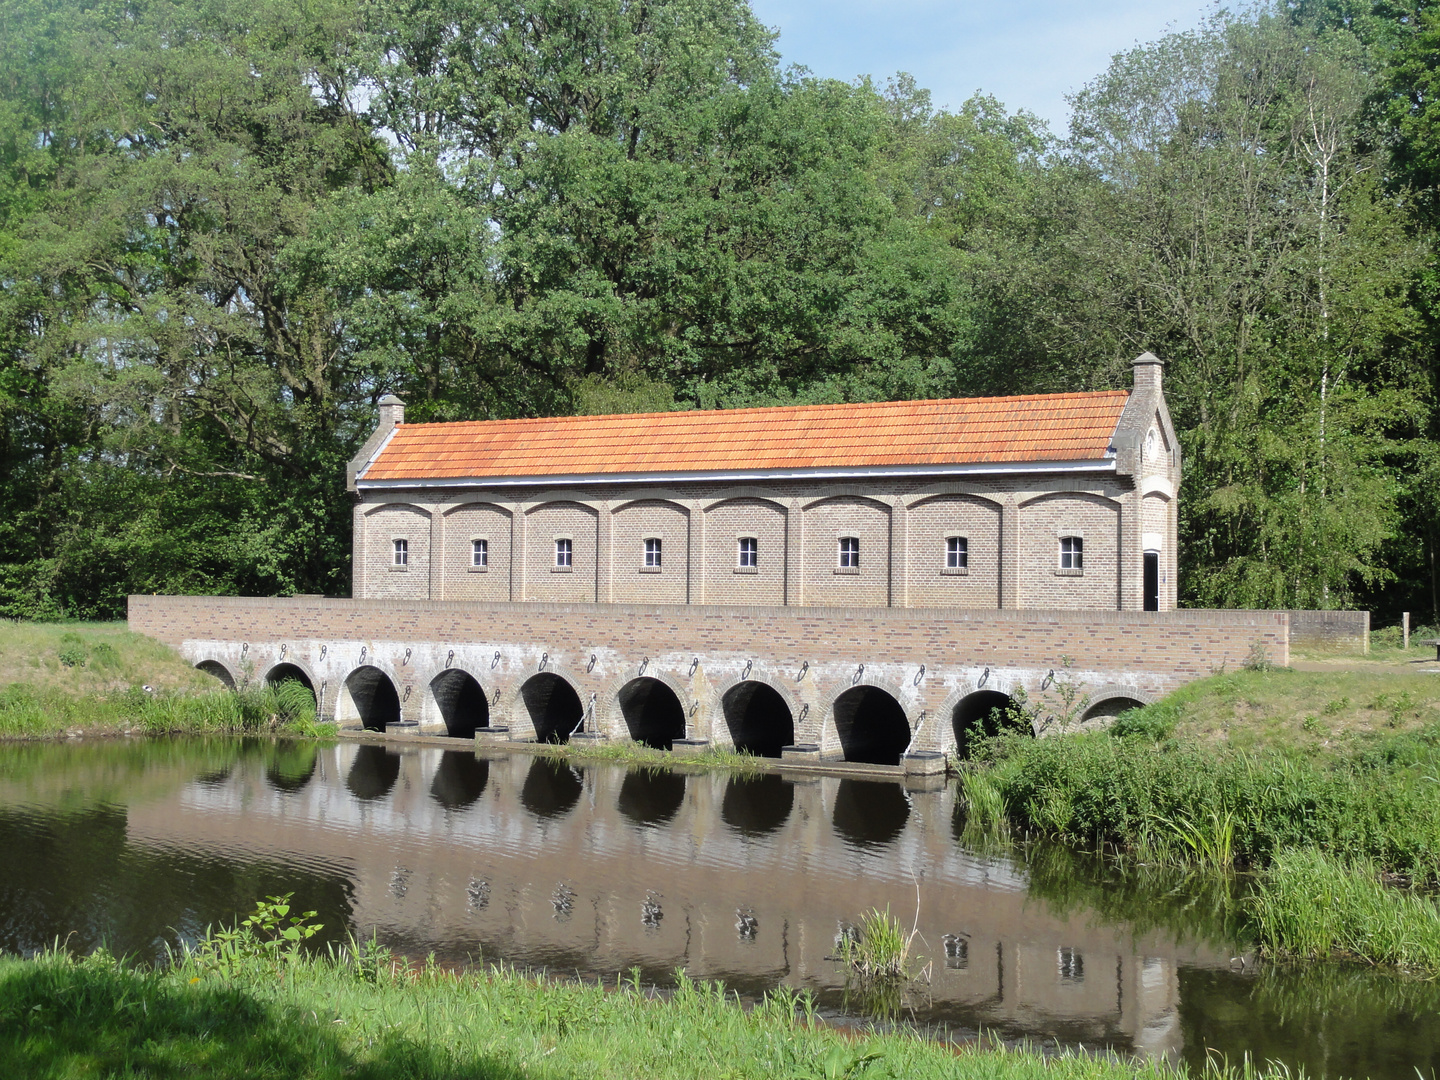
[{"xmin": 0, "ymin": 0, "xmax": 1435, "ymax": 621}]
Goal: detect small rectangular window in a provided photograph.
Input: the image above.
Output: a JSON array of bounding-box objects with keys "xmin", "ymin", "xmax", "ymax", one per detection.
[
  {"xmin": 471, "ymin": 538, "xmax": 488, "ymax": 567},
  {"xmin": 644, "ymin": 537, "xmax": 662, "ymax": 567},
  {"xmin": 838, "ymin": 537, "xmax": 860, "ymax": 569},
  {"xmin": 738, "ymin": 537, "xmax": 758, "ymax": 568},
  {"xmin": 555, "ymin": 538, "xmax": 572, "ymax": 568},
  {"xmin": 393, "ymin": 538, "xmax": 408, "ymax": 566},
  {"xmin": 1060, "ymin": 536, "xmax": 1083, "ymax": 570},
  {"xmin": 946, "ymin": 536, "xmax": 968, "ymax": 569}
]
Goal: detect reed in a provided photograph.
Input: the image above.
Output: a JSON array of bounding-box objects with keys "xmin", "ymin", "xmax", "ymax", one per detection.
[
  {"xmin": 535, "ymin": 739, "xmax": 766, "ymax": 774},
  {"xmin": 1246, "ymin": 847, "xmax": 1440, "ymax": 970}
]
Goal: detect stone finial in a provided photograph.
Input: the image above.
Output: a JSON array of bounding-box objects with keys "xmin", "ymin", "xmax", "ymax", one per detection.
[
  {"xmin": 378, "ymin": 394, "xmax": 406, "ymax": 428},
  {"xmin": 1131, "ymin": 352, "xmax": 1163, "ymax": 394}
]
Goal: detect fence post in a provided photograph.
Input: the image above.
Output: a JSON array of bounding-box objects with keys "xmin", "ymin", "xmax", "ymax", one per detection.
[{"xmin": 1403, "ymin": 612, "xmax": 1410, "ymax": 651}]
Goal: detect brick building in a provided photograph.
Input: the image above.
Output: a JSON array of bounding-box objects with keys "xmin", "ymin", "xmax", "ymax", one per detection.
[{"xmin": 347, "ymin": 353, "xmax": 1180, "ymax": 613}]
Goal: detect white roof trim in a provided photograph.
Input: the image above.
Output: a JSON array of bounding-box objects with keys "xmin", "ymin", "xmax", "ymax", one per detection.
[
  {"xmin": 353, "ymin": 426, "xmax": 400, "ymax": 483},
  {"xmin": 356, "ymin": 458, "xmax": 1118, "ymax": 491}
]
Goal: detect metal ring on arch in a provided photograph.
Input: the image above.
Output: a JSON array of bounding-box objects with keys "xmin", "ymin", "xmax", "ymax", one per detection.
[
  {"xmin": 821, "ymin": 670, "xmax": 917, "ymax": 759},
  {"xmin": 503, "ymin": 661, "xmax": 587, "ymax": 741},
  {"xmin": 708, "ymin": 670, "xmax": 805, "ymax": 749}
]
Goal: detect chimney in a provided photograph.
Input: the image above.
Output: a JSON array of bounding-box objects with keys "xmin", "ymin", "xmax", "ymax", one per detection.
[
  {"xmin": 378, "ymin": 393, "xmax": 406, "ymax": 428},
  {"xmin": 1132, "ymin": 352, "xmax": 1163, "ymax": 394}
]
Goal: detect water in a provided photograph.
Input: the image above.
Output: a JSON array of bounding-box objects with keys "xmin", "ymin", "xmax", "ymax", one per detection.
[{"xmin": 0, "ymin": 737, "xmax": 1436, "ymax": 1078}]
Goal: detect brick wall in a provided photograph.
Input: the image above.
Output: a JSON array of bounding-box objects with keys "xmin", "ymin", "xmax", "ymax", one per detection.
[{"xmin": 1286, "ymin": 610, "xmax": 1370, "ymax": 654}]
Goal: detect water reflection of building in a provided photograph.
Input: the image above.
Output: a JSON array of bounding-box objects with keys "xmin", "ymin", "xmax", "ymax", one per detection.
[{"xmin": 125, "ymin": 744, "xmax": 1206, "ymax": 1060}]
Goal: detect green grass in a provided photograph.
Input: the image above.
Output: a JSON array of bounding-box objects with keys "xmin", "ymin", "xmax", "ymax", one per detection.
[
  {"xmin": 535, "ymin": 739, "xmax": 766, "ymax": 774},
  {"xmin": 1247, "ymin": 847, "xmax": 1440, "ymax": 970},
  {"xmin": 0, "ymin": 621, "xmax": 212, "ymax": 697},
  {"xmin": 0, "ymin": 941, "xmax": 1294, "ymax": 1080}
]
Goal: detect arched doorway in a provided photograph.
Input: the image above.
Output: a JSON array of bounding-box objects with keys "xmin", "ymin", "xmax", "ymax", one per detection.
[
  {"xmin": 520, "ymin": 758, "xmax": 583, "ymax": 819},
  {"xmin": 264, "ymin": 662, "xmax": 314, "ymax": 695},
  {"xmin": 196, "ymin": 660, "xmax": 235, "ymax": 689},
  {"xmin": 430, "ymin": 670, "xmax": 489, "ymax": 738},
  {"xmin": 430, "ymin": 751, "xmax": 489, "ymax": 810},
  {"xmin": 721, "ymin": 682, "xmax": 794, "ymax": 757},
  {"xmin": 831, "ymin": 686, "xmax": 911, "ymax": 766},
  {"xmin": 344, "ymin": 666, "xmax": 401, "ymax": 730},
  {"xmin": 720, "ymin": 773, "xmax": 795, "ymax": 837},
  {"xmin": 346, "ymin": 744, "xmax": 400, "ymax": 801},
  {"xmin": 951, "ymin": 690, "xmax": 1021, "ymax": 760},
  {"xmin": 832, "ymin": 779, "xmax": 910, "ymax": 849},
  {"xmin": 617, "ymin": 769, "xmax": 687, "ymax": 827},
  {"xmin": 520, "ymin": 673, "xmax": 584, "ymax": 743},
  {"xmin": 617, "ymin": 677, "xmax": 685, "ymax": 750}
]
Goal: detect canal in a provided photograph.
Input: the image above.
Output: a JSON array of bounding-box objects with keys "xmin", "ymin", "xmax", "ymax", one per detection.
[{"xmin": 0, "ymin": 737, "xmax": 1436, "ymax": 1078}]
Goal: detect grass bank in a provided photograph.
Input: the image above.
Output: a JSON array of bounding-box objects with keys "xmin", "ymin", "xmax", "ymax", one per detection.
[
  {"xmin": 0, "ymin": 620, "xmax": 321, "ymax": 739},
  {"xmin": 0, "ymin": 928, "xmax": 1285, "ymax": 1080},
  {"xmin": 534, "ymin": 739, "xmax": 765, "ymax": 774},
  {"xmin": 959, "ymin": 665, "xmax": 1440, "ymax": 971}
]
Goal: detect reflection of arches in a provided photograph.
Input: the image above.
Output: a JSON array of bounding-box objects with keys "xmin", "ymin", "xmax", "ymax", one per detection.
[
  {"xmin": 430, "ymin": 669, "xmax": 489, "ymax": 738},
  {"xmin": 832, "ymin": 779, "xmax": 910, "ymax": 849},
  {"xmin": 264, "ymin": 662, "xmax": 315, "ymax": 694},
  {"xmin": 1082, "ymin": 696, "xmax": 1147, "ymax": 721},
  {"xmin": 520, "ymin": 673, "xmax": 584, "ymax": 743},
  {"xmin": 196, "ymin": 660, "xmax": 236, "ymax": 688},
  {"xmin": 265, "ymin": 740, "xmax": 318, "ymax": 793},
  {"xmin": 344, "ymin": 666, "xmax": 401, "ymax": 730},
  {"xmin": 520, "ymin": 758, "xmax": 583, "ymax": 818},
  {"xmin": 721, "ymin": 682, "xmax": 794, "ymax": 758},
  {"xmin": 832, "ymin": 686, "xmax": 911, "ymax": 766},
  {"xmin": 429, "ymin": 751, "xmax": 489, "ymax": 809},
  {"xmin": 617, "ymin": 769, "xmax": 686, "ymax": 827},
  {"xmin": 951, "ymin": 690, "xmax": 1020, "ymax": 759},
  {"xmin": 721, "ymin": 773, "xmax": 795, "ymax": 836},
  {"xmin": 618, "ymin": 677, "xmax": 685, "ymax": 750},
  {"xmin": 346, "ymin": 744, "xmax": 400, "ymax": 801}
]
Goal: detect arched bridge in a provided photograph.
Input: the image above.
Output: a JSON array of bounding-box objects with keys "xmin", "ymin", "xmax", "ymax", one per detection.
[{"xmin": 131, "ymin": 595, "xmax": 1290, "ymax": 769}]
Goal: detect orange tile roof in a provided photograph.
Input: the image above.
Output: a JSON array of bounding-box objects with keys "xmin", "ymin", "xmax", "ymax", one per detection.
[{"xmin": 360, "ymin": 391, "xmax": 1129, "ymax": 482}]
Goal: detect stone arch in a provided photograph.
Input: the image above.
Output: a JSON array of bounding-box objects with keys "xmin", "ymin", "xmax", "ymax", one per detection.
[
  {"xmin": 264, "ymin": 661, "xmax": 316, "ymax": 695},
  {"xmin": 830, "ymin": 683, "xmax": 912, "ymax": 766},
  {"xmin": 597, "ymin": 666, "xmax": 690, "ymax": 740},
  {"xmin": 950, "ymin": 689, "xmax": 1024, "ymax": 760},
  {"xmin": 610, "ymin": 495, "xmax": 691, "ymax": 516},
  {"xmin": 701, "ymin": 489, "xmax": 789, "ymax": 514},
  {"xmin": 195, "ymin": 658, "xmax": 237, "ymax": 688},
  {"xmin": 799, "ymin": 490, "xmax": 895, "ymax": 512},
  {"xmin": 441, "ymin": 499, "xmax": 512, "ymax": 518},
  {"xmin": 616, "ymin": 676, "xmax": 687, "ymax": 750},
  {"xmin": 901, "ymin": 485, "xmax": 1004, "ymax": 510},
  {"xmin": 516, "ymin": 670, "xmax": 585, "ymax": 743},
  {"xmin": 429, "ymin": 668, "xmax": 490, "ymax": 738},
  {"xmin": 718, "ymin": 679, "xmax": 795, "ymax": 758},
  {"xmin": 363, "ymin": 500, "xmax": 434, "ymax": 519},
  {"xmin": 1081, "ymin": 684, "xmax": 1156, "ymax": 723},
  {"xmin": 339, "ymin": 665, "xmax": 402, "ymax": 730}
]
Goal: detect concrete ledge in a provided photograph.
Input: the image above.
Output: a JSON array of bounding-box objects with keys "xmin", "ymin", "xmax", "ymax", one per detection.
[
  {"xmin": 781, "ymin": 743, "xmax": 821, "ymax": 763},
  {"xmin": 671, "ymin": 738, "xmax": 710, "ymax": 757},
  {"xmin": 902, "ymin": 750, "xmax": 946, "ymax": 776},
  {"xmin": 474, "ymin": 726, "xmax": 511, "ymax": 745}
]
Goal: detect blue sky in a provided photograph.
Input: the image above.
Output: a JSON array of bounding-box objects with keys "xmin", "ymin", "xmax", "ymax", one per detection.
[{"xmin": 747, "ymin": 0, "xmax": 1216, "ymax": 132}]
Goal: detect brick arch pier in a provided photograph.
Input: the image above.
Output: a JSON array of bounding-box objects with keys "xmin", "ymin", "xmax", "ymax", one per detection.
[{"xmin": 134, "ymin": 595, "xmax": 1289, "ymax": 770}]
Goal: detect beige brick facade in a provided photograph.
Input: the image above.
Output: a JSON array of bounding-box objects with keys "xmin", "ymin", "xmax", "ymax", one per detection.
[{"xmin": 349, "ymin": 357, "xmax": 1182, "ymax": 613}]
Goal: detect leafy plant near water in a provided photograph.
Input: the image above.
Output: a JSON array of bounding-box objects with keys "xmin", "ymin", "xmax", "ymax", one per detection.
[
  {"xmin": 836, "ymin": 906, "xmax": 914, "ymax": 982},
  {"xmin": 190, "ymin": 894, "xmax": 325, "ymax": 978}
]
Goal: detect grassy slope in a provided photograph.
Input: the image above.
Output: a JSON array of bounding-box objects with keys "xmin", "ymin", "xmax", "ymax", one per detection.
[
  {"xmin": 0, "ymin": 947, "xmax": 1275, "ymax": 1080},
  {"xmin": 0, "ymin": 620, "xmax": 318, "ymax": 739},
  {"xmin": 965, "ymin": 657, "xmax": 1440, "ymax": 970}
]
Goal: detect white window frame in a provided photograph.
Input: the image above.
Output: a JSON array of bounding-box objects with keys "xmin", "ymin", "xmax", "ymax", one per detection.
[
  {"xmin": 946, "ymin": 536, "xmax": 968, "ymax": 569},
  {"xmin": 838, "ymin": 536, "xmax": 860, "ymax": 569},
  {"xmin": 737, "ymin": 536, "xmax": 758, "ymax": 568},
  {"xmin": 471, "ymin": 537, "xmax": 488, "ymax": 568},
  {"xmin": 1059, "ymin": 536, "xmax": 1084, "ymax": 571},
  {"xmin": 392, "ymin": 538, "xmax": 409, "ymax": 567},
  {"xmin": 554, "ymin": 538, "xmax": 573, "ymax": 568},
  {"xmin": 643, "ymin": 537, "xmax": 662, "ymax": 568}
]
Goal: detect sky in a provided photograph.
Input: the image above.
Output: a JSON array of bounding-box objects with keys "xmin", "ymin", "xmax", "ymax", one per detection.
[{"xmin": 747, "ymin": 0, "xmax": 1217, "ymax": 132}]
